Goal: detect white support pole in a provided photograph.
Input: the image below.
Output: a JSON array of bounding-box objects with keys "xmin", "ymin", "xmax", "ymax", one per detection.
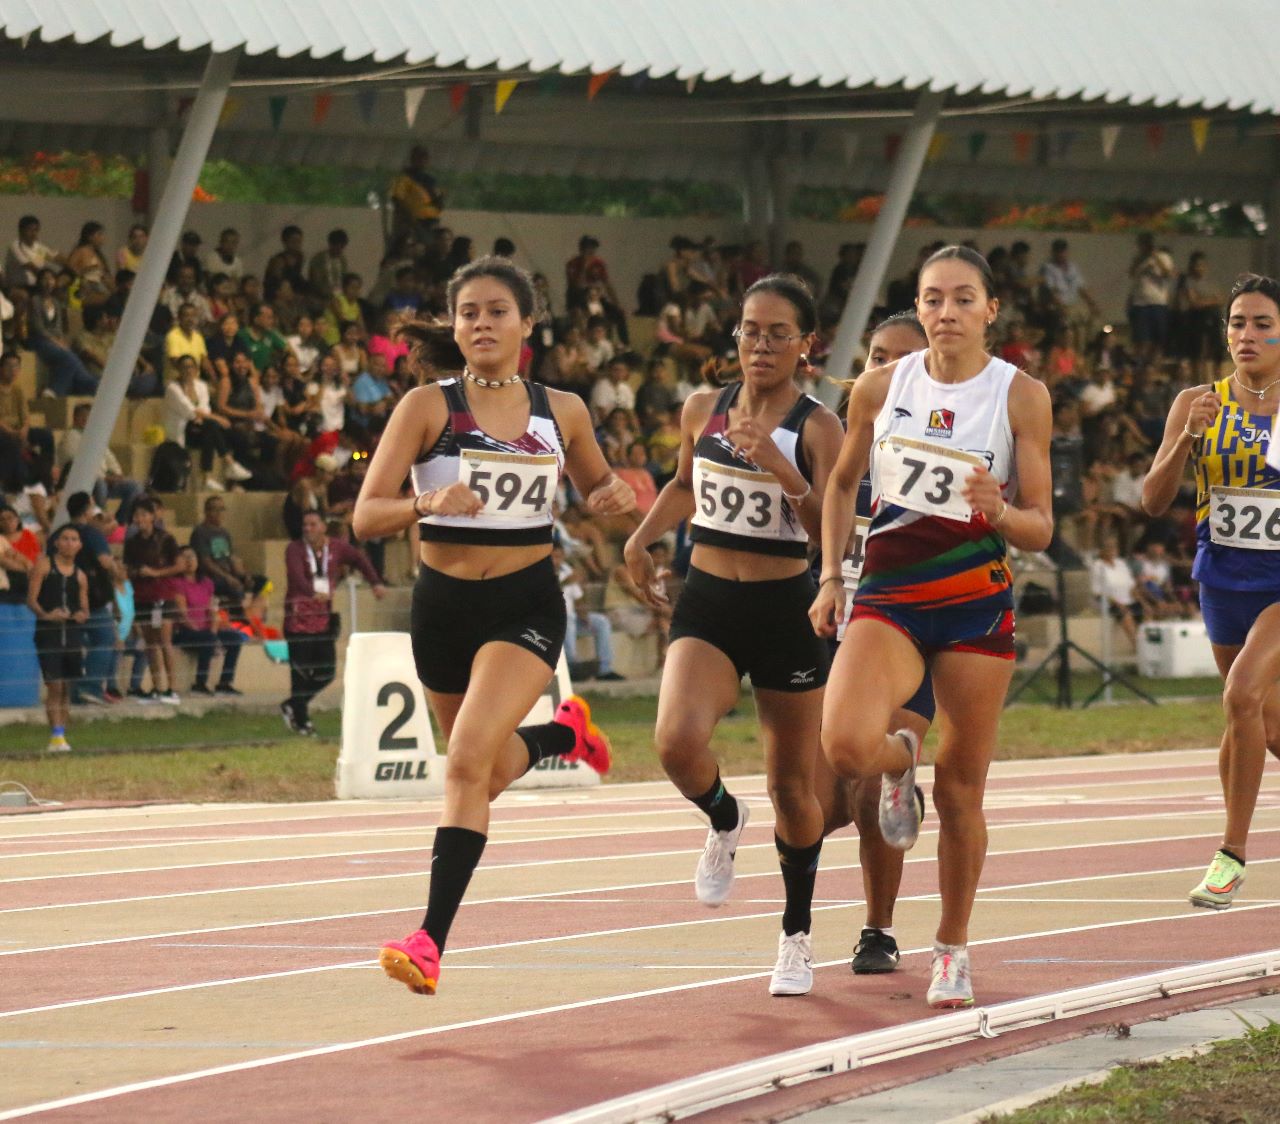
[
  {"xmin": 58, "ymin": 48, "xmax": 239, "ymax": 524},
  {"xmin": 825, "ymin": 91, "xmax": 944, "ymax": 382}
]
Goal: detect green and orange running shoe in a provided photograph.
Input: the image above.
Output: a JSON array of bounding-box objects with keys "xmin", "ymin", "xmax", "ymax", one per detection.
[{"xmin": 1189, "ymin": 849, "xmax": 1246, "ymax": 910}]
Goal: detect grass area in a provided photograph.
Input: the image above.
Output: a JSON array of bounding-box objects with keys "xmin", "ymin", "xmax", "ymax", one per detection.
[
  {"xmin": 0, "ymin": 682, "xmax": 1227, "ymax": 805},
  {"xmin": 992, "ymin": 1018, "xmax": 1280, "ymax": 1123}
]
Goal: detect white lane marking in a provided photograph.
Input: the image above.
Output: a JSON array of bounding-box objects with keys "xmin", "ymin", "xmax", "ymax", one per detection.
[
  {"xmin": 3, "ymin": 856, "xmax": 1276, "ymax": 1020},
  {"xmin": 0, "ymin": 897, "xmax": 1273, "ymax": 1122}
]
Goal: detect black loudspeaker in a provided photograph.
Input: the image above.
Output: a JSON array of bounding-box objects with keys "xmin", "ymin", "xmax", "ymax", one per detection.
[{"xmin": 1049, "ymin": 435, "xmax": 1084, "ymax": 515}]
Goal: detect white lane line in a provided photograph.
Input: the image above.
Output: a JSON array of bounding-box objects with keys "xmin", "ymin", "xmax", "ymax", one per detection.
[
  {"xmin": 0, "ymin": 897, "xmax": 1272, "ymax": 1122},
  {"xmin": 5, "ymin": 809, "xmax": 1277, "ymax": 915},
  {"xmin": 4, "ymin": 854, "xmax": 1277, "ymax": 1019}
]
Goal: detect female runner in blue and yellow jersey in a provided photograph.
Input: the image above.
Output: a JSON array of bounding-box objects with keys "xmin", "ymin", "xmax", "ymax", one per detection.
[{"xmin": 1143, "ymin": 273, "xmax": 1280, "ymax": 911}]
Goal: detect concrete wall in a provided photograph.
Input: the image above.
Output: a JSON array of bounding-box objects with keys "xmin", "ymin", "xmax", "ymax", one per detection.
[{"xmin": 0, "ymin": 193, "xmax": 1262, "ymax": 321}]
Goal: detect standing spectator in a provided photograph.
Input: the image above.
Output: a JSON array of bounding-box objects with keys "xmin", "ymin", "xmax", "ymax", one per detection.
[
  {"xmin": 264, "ymin": 225, "xmax": 309, "ymax": 301},
  {"xmin": 55, "ymin": 403, "xmax": 144, "ymax": 526},
  {"xmin": 1175, "ymin": 251, "xmax": 1226, "ymax": 379},
  {"xmin": 1127, "ymin": 232, "xmax": 1176, "ymax": 362},
  {"xmin": 165, "ymin": 301, "xmax": 216, "ymax": 380},
  {"xmin": 27, "ymin": 523, "xmax": 87, "ymax": 751},
  {"xmin": 124, "ymin": 499, "xmax": 182, "ymax": 703},
  {"xmin": 171, "ymin": 546, "xmax": 245, "ymax": 696},
  {"xmin": 238, "ymin": 302, "xmax": 288, "ymax": 372},
  {"xmin": 163, "ymin": 355, "xmax": 252, "ymax": 489},
  {"xmin": 4, "ymin": 215, "xmax": 63, "ymax": 289},
  {"xmin": 189, "ymin": 495, "xmax": 265, "ymax": 617},
  {"xmin": 281, "ymin": 508, "xmax": 385, "ymax": 734},
  {"xmin": 308, "ymin": 229, "xmax": 350, "ymax": 306},
  {"xmin": 59, "ymin": 491, "xmax": 120, "ymax": 705},
  {"xmin": 1091, "ymin": 538, "xmax": 1140, "ymax": 647},
  {"xmin": 780, "ymin": 241, "xmax": 822, "ymax": 298},
  {"xmin": 388, "ymin": 145, "xmax": 445, "ymax": 244},
  {"xmin": 589, "ymin": 355, "xmax": 638, "ymax": 425},
  {"xmin": 205, "ymin": 228, "xmax": 244, "ymax": 282},
  {"xmin": 1039, "ymin": 239, "xmax": 1099, "ymax": 352},
  {"xmin": 116, "ymin": 223, "xmax": 148, "ymax": 274},
  {"xmin": 167, "ymin": 230, "xmax": 205, "ymax": 286},
  {"xmin": 65, "ymin": 222, "xmax": 114, "ymax": 309},
  {"xmin": 28, "ymin": 268, "xmax": 99, "ymax": 396},
  {"xmin": 0, "ymin": 352, "xmax": 53, "ymax": 492}
]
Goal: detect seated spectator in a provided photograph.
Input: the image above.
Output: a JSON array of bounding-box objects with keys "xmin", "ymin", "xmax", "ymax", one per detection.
[
  {"xmin": 163, "ymin": 355, "xmax": 253, "ymax": 490},
  {"xmin": 1134, "ymin": 541, "xmax": 1186, "ymax": 622},
  {"xmin": 538, "ymin": 325, "xmax": 592, "ymax": 396},
  {"xmin": 555, "ymin": 501, "xmax": 609, "ymax": 579},
  {"xmin": 590, "ymin": 356, "xmax": 637, "ymax": 425},
  {"xmin": 27, "ymin": 267, "xmax": 98, "ymax": 396},
  {"xmin": 634, "ymin": 357, "xmax": 681, "ymax": 430},
  {"xmin": 276, "ymin": 351, "xmax": 320, "ymax": 437},
  {"xmin": 287, "ymin": 314, "xmax": 325, "ymax": 376},
  {"xmin": 74, "ymin": 306, "xmax": 159, "ymax": 397},
  {"xmin": 736, "ymin": 240, "xmax": 770, "ymax": 291},
  {"xmin": 14, "ymin": 460, "xmax": 56, "ymax": 537},
  {"xmin": 645, "ymin": 406, "xmax": 682, "ymax": 487},
  {"xmin": 598, "ymin": 407, "xmax": 638, "ymax": 466},
  {"xmin": 167, "ymin": 230, "xmax": 205, "ymax": 287},
  {"xmin": 308, "ymin": 229, "xmax": 350, "ymax": 307},
  {"xmin": 656, "ymin": 289, "xmax": 714, "ymax": 371},
  {"xmin": 55, "ymin": 403, "xmax": 144, "ymax": 526},
  {"xmin": 0, "ymin": 503, "xmax": 36, "ymax": 598},
  {"xmin": 332, "ymin": 318, "xmax": 368, "ymax": 377},
  {"xmin": 284, "ymin": 454, "xmax": 337, "ymax": 540},
  {"xmin": 28, "ymin": 523, "xmax": 88, "ymax": 752},
  {"xmin": 264, "ymin": 225, "xmax": 309, "ymax": 302},
  {"xmin": 189, "ymin": 495, "xmax": 265, "ymax": 615},
  {"xmin": 116, "ymin": 223, "xmax": 148, "ymax": 275},
  {"xmin": 615, "ymin": 441, "xmax": 658, "ymax": 515},
  {"xmin": 554, "ymin": 545, "xmax": 623, "ymax": 681},
  {"xmin": 259, "ymin": 364, "xmax": 309, "ymax": 474},
  {"xmin": 316, "ymin": 354, "xmax": 352, "ymax": 436},
  {"xmin": 382, "ymin": 265, "xmax": 424, "ymax": 315},
  {"xmin": 171, "ymin": 546, "xmax": 245, "ymax": 696},
  {"xmin": 351, "ymin": 353, "xmax": 395, "ymax": 437},
  {"xmin": 165, "ymin": 301, "xmax": 217, "ymax": 381},
  {"xmin": 1000, "ymin": 321, "xmax": 1038, "ymax": 373},
  {"xmin": 1090, "ymin": 538, "xmax": 1140, "ymax": 647},
  {"xmin": 237, "ymin": 302, "xmax": 289, "ymax": 373},
  {"xmin": 605, "ymin": 542, "xmax": 672, "ymax": 659},
  {"xmin": 204, "ymin": 227, "xmax": 244, "ymax": 282},
  {"xmin": 366, "ymin": 310, "xmax": 410, "ymax": 372},
  {"xmin": 216, "ymin": 352, "xmax": 275, "ymax": 473},
  {"xmin": 581, "ymin": 315, "xmax": 616, "ymax": 375},
  {"xmin": 123, "ymin": 499, "xmax": 182, "ymax": 703},
  {"xmin": 65, "ymin": 221, "xmax": 113, "ymax": 310},
  {"xmin": 271, "ymin": 277, "xmax": 307, "ymax": 335},
  {"xmin": 207, "ymin": 272, "xmax": 237, "ymax": 322},
  {"xmin": 0, "ymin": 352, "xmax": 54, "ymax": 493},
  {"xmin": 780, "ymin": 240, "xmax": 822, "ymax": 298},
  {"xmin": 207, "ymin": 312, "xmax": 249, "ymax": 381},
  {"xmin": 4, "ymin": 214, "xmax": 63, "ymax": 290},
  {"xmin": 160, "ymin": 263, "xmax": 213, "ymax": 329},
  {"xmin": 322, "ymin": 274, "xmax": 368, "ymax": 347}
]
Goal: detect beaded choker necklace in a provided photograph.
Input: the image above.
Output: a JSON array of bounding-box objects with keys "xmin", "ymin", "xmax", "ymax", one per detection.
[{"xmin": 463, "ymin": 366, "xmax": 522, "ymax": 388}]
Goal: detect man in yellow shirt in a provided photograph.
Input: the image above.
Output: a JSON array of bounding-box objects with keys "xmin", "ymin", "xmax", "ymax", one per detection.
[
  {"xmin": 164, "ymin": 302, "xmax": 216, "ymax": 381},
  {"xmin": 389, "ymin": 146, "xmax": 445, "ymax": 244}
]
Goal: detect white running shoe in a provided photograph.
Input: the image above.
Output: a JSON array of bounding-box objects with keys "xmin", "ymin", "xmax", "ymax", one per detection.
[
  {"xmin": 694, "ymin": 797, "xmax": 750, "ymax": 907},
  {"xmin": 927, "ymin": 943, "xmax": 974, "ymax": 1009},
  {"xmin": 46, "ymin": 734, "xmax": 71, "ymax": 753},
  {"xmin": 224, "ymin": 458, "xmax": 254, "ymax": 482},
  {"xmin": 205, "ymin": 477, "xmax": 226, "ymax": 492},
  {"xmin": 769, "ymin": 930, "xmax": 814, "ymax": 996},
  {"xmin": 879, "ymin": 727, "xmax": 924, "ymax": 850}
]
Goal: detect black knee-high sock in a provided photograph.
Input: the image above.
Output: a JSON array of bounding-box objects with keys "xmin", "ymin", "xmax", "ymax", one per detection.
[
  {"xmin": 422, "ymin": 826, "xmax": 488, "ymax": 952},
  {"xmin": 516, "ymin": 722, "xmax": 576, "ymax": 773},
  {"xmin": 777, "ymin": 833, "xmax": 823, "ymax": 936},
  {"xmin": 691, "ymin": 772, "xmax": 739, "ymax": 834}
]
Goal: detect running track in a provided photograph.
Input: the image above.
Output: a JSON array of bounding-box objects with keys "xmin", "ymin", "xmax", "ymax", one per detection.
[{"xmin": 1, "ymin": 747, "xmax": 1278, "ymax": 1122}]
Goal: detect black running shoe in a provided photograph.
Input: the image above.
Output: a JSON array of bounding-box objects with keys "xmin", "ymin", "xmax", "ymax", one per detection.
[{"xmin": 851, "ymin": 927, "xmax": 900, "ymax": 974}]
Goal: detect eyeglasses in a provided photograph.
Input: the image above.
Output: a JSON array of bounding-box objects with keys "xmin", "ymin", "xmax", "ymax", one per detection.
[{"xmin": 732, "ymin": 326, "xmax": 805, "ymax": 351}]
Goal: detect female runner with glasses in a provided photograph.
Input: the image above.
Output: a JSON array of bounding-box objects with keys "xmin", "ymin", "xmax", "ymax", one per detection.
[
  {"xmin": 1142, "ymin": 273, "xmax": 1280, "ymax": 911},
  {"xmin": 811, "ymin": 246, "xmax": 1053, "ymax": 1009},
  {"xmin": 624, "ymin": 274, "xmax": 844, "ymax": 996},
  {"xmin": 353, "ymin": 256, "xmax": 634, "ymax": 996}
]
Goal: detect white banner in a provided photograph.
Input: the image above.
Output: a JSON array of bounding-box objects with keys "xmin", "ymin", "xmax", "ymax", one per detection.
[{"xmin": 336, "ymin": 632, "xmax": 601, "ymax": 798}]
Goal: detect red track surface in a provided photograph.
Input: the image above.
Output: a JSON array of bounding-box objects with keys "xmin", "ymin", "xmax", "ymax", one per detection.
[{"xmin": 1, "ymin": 748, "xmax": 1277, "ymax": 1122}]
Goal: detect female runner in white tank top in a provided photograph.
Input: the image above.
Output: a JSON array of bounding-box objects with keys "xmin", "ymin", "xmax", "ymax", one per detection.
[
  {"xmin": 353, "ymin": 257, "xmax": 634, "ymax": 996},
  {"xmin": 810, "ymin": 247, "xmax": 1053, "ymax": 1009}
]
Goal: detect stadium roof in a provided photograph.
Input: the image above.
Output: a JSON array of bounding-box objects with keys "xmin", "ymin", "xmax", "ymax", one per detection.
[{"xmin": 0, "ymin": 0, "xmax": 1278, "ymax": 113}]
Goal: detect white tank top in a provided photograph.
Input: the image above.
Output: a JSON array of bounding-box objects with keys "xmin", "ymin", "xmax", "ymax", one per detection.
[{"xmin": 869, "ymin": 350, "xmax": 1017, "ymax": 539}]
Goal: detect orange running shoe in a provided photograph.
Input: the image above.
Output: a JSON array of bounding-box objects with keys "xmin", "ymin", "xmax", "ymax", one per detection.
[
  {"xmin": 379, "ymin": 929, "xmax": 440, "ymax": 995},
  {"xmin": 554, "ymin": 695, "xmax": 612, "ymax": 775}
]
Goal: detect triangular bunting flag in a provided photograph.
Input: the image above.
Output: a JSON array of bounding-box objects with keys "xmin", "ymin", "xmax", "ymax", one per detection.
[
  {"xmin": 884, "ymin": 133, "xmax": 902, "ymax": 163},
  {"xmin": 404, "ymin": 86, "xmax": 426, "ymax": 127},
  {"xmin": 685, "ymin": 76, "xmax": 697, "ymax": 94},
  {"xmin": 1101, "ymin": 124, "xmax": 1121, "ymax": 160},
  {"xmin": 313, "ymin": 93, "xmax": 333, "ymax": 125},
  {"xmin": 1013, "ymin": 131, "xmax": 1034, "ymax": 162},
  {"xmin": 967, "ymin": 131, "xmax": 987, "ymax": 160},
  {"xmin": 1144, "ymin": 123, "xmax": 1165, "ymax": 152},
  {"xmin": 841, "ymin": 133, "xmax": 860, "ymax": 168},
  {"xmin": 268, "ymin": 96, "xmax": 287, "ymax": 131},
  {"xmin": 926, "ymin": 133, "xmax": 950, "ymax": 163},
  {"xmin": 218, "ymin": 97, "xmax": 241, "ymax": 126},
  {"xmin": 495, "ymin": 79, "xmax": 519, "ymax": 114},
  {"xmin": 449, "ymin": 83, "xmax": 469, "ymax": 114},
  {"xmin": 1191, "ymin": 117, "xmax": 1210, "ymax": 155},
  {"xmin": 356, "ymin": 89, "xmax": 377, "ymax": 125},
  {"xmin": 587, "ymin": 70, "xmax": 614, "ymax": 101}
]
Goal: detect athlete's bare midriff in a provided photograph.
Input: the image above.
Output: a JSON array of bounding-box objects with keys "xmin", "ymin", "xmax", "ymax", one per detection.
[
  {"xmin": 688, "ymin": 541, "xmax": 809, "ymax": 583},
  {"xmin": 420, "ymin": 540, "xmax": 551, "ymax": 580}
]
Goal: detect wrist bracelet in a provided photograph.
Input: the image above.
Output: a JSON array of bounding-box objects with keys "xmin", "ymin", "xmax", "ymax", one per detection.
[
  {"xmin": 1183, "ymin": 423, "xmax": 1204, "ymax": 440},
  {"xmin": 991, "ymin": 500, "xmax": 1009, "ymax": 527},
  {"xmin": 820, "ymin": 575, "xmax": 843, "ymax": 587},
  {"xmin": 782, "ymin": 481, "xmax": 811, "ymax": 504},
  {"xmin": 414, "ymin": 490, "xmax": 436, "ymax": 518}
]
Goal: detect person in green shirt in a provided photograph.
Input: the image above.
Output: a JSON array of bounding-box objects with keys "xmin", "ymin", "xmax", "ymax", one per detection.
[{"xmin": 236, "ymin": 302, "xmax": 287, "ymax": 373}]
